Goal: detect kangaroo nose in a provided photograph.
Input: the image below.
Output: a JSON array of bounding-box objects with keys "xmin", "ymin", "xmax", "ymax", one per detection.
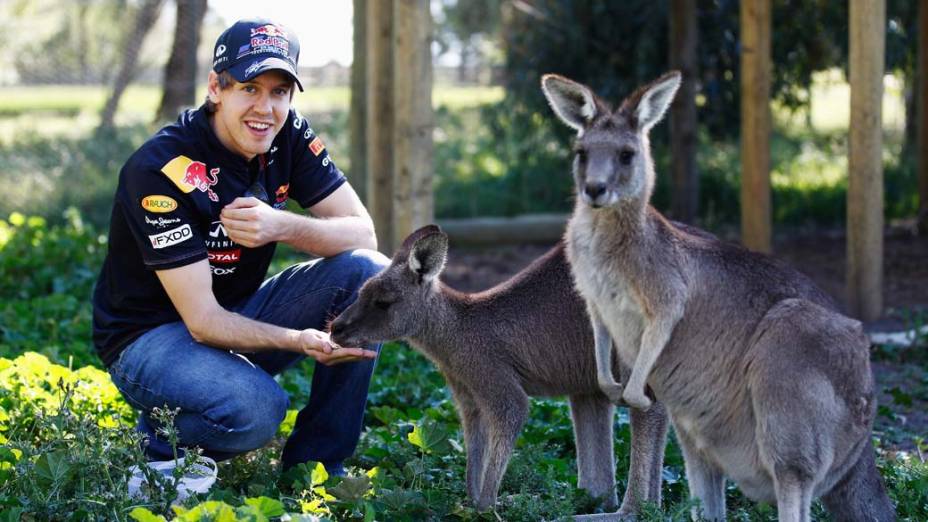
[
  {"xmin": 584, "ymin": 182, "xmax": 607, "ymax": 199},
  {"xmin": 330, "ymin": 320, "xmax": 346, "ymax": 336}
]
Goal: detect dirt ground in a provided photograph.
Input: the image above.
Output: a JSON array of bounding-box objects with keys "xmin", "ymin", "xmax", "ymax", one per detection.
[{"xmin": 440, "ymin": 227, "xmax": 928, "ymax": 450}]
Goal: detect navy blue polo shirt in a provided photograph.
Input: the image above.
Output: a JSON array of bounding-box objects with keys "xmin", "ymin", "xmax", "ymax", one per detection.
[{"xmin": 92, "ymin": 105, "xmax": 346, "ymax": 367}]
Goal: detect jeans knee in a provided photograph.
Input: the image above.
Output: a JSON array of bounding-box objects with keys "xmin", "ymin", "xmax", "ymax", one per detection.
[
  {"xmin": 203, "ymin": 386, "xmax": 289, "ymax": 453},
  {"xmin": 340, "ymin": 249, "xmax": 389, "ymax": 281}
]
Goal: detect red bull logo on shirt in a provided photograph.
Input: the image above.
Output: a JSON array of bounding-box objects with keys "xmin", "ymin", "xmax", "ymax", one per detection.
[{"xmin": 161, "ymin": 155, "xmax": 220, "ymax": 202}]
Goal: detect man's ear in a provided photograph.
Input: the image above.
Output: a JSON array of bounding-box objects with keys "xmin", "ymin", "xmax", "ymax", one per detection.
[
  {"xmin": 207, "ymin": 71, "xmax": 222, "ymax": 104},
  {"xmin": 408, "ymin": 231, "xmax": 448, "ymax": 284},
  {"xmin": 541, "ymin": 74, "xmax": 598, "ymax": 132}
]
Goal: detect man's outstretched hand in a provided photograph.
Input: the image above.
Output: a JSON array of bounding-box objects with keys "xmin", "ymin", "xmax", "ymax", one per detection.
[{"xmin": 297, "ymin": 328, "xmax": 377, "ymax": 366}]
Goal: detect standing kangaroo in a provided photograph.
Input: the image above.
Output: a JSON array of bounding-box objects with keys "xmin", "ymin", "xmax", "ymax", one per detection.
[
  {"xmin": 542, "ymin": 71, "xmax": 895, "ymax": 521},
  {"xmin": 330, "ymin": 227, "xmax": 669, "ymax": 515}
]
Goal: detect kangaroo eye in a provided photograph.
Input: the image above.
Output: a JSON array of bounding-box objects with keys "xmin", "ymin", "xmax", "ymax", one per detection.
[
  {"xmin": 374, "ymin": 299, "xmax": 393, "ymax": 311},
  {"xmin": 619, "ymin": 150, "xmax": 635, "ymax": 165}
]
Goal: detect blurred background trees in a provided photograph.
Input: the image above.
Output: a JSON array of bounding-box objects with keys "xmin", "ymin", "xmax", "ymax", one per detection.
[{"xmin": 0, "ymin": 0, "xmax": 922, "ymax": 233}]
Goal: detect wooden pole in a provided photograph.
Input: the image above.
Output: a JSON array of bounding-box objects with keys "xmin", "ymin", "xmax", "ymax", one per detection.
[
  {"xmin": 669, "ymin": 0, "xmax": 699, "ymax": 223},
  {"xmin": 392, "ymin": 0, "xmax": 434, "ymax": 251},
  {"xmin": 349, "ymin": 0, "xmax": 368, "ymax": 204},
  {"xmin": 366, "ymin": 0, "xmax": 396, "ymax": 251},
  {"xmin": 739, "ymin": 0, "xmax": 772, "ymax": 253},
  {"xmin": 917, "ymin": 0, "xmax": 928, "ymax": 234},
  {"xmin": 847, "ymin": 0, "xmax": 885, "ymax": 321}
]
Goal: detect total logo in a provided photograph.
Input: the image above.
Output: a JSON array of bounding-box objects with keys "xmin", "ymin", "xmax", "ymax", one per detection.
[
  {"xmin": 208, "ymin": 249, "xmax": 241, "ymax": 264},
  {"xmin": 161, "ymin": 155, "xmax": 220, "ymax": 202},
  {"xmin": 148, "ymin": 224, "xmax": 192, "ymax": 249}
]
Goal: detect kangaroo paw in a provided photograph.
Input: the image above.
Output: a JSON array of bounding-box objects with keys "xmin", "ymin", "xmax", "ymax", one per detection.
[
  {"xmin": 599, "ymin": 381, "xmax": 625, "ymax": 404},
  {"xmin": 622, "ymin": 388, "xmax": 652, "ymax": 410}
]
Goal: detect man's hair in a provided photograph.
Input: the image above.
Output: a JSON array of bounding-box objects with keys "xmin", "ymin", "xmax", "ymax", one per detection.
[
  {"xmin": 204, "ymin": 70, "xmax": 296, "ymax": 113},
  {"xmin": 204, "ymin": 71, "xmax": 237, "ymax": 113}
]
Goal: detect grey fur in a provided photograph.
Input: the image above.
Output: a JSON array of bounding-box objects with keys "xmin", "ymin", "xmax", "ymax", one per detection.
[
  {"xmin": 543, "ymin": 72, "xmax": 896, "ymax": 522},
  {"xmin": 331, "ymin": 227, "xmax": 668, "ymax": 516}
]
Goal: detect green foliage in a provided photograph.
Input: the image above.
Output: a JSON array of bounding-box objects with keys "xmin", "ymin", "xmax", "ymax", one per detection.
[
  {"xmin": 1, "ymin": 214, "xmax": 926, "ymax": 519},
  {"xmin": 0, "ymin": 211, "xmax": 105, "ymax": 367}
]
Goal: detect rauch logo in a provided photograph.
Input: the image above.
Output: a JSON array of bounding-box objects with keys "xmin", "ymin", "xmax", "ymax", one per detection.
[{"xmin": 141, "ymin": 195, "xmax": 178, "ymax": 213}]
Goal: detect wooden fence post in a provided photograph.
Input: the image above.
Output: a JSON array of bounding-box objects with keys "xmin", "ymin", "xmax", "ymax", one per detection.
[
  {"xmin": 740, "ymin": 0, "xmax": 772, "ymax": 253},
  {"xmin": 847, "ymin": 0, "xmax": 886, "ymax": 321},
  {"xmin": 392, "ymin": 0, "xmax": 434, "ymax": 251},
  {"xmin": 366, "ymin": 0, "xmax": 396, "ymax": 251}
]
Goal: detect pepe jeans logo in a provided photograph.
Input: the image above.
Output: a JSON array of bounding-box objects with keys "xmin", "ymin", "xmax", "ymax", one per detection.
[
  {"xmin": 215, "ymin": 44, "xmax": 226, "ymax": 57},
  {"xmin": 144, "ymin": 215, "xmax": 181, "ymax": 229}
]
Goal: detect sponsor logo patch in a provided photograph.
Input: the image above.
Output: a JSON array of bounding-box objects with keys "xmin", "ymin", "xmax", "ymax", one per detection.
[
  {"xmin": 208, "ymin": 249, "xmax": 241, "ymax": 264},
  {"xmin": 205, "ymin": 220, "xmax": 237, "ymax": 249},
  {"xmin": 211, "ymin": 266, "xmax": 237, "ymax": 276},
  {"xmin": 308, "ymin": 136, "xmax": 325, "ymax": 156},
  {"xmin": 161, "ymin": 156, "xmax": 220, "ymax": 202},
  {"xmin": 140, "ymin": 195, "xmax": 178, "ymax": 213},
  {"xmin": 273, "ymin": 184, "xmax": 289, "ymax": 209},
  {"xmin": 148, "ymin": 224, "xmax": 193, "ymax": 249},
  {"xmin": 250, "ymin": 24, "xmax": 286, "ymax": 38},
  {"xmin": 144, "ymin": 215, "xmax": 182, "ymax": 229}
]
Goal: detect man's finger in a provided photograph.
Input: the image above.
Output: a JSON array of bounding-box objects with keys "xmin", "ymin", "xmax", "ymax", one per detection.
[
  {"xmin": 220, "ymin": 207, "xmax": 258, "ymax": 221},
  {"xmin": 223, "ymin": 197, "xmax": 261, "ymax": 210}
]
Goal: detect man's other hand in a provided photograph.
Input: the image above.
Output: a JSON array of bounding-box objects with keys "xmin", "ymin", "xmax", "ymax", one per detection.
[{"xmin": 220, "ymin": 197, "xmax": 283, "ymax": 248}]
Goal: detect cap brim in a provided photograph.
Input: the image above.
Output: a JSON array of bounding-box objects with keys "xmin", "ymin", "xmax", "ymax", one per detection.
[{"xmin": 228, "ymin": 57, "xmax": 304, "ymax": 91}]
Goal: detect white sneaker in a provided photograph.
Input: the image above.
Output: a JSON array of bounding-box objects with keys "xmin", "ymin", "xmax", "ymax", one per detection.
[{"xmin": 128, "ymin": 456, "xmax": 218, "ymax": 501}]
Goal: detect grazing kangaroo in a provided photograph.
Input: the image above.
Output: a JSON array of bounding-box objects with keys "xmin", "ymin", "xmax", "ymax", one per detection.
[
  {"xmin": 542, "ymin": 71, "xmax": 896, "ymax": 522},
  {"xmin": 330, "ymin": 227, "xmax": 669, "ymax": 515}
]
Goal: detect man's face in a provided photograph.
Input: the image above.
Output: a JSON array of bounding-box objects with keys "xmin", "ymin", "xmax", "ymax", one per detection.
[{"xmin": 207, "ymin": 70, "xmax": 293, "ymax": 160}]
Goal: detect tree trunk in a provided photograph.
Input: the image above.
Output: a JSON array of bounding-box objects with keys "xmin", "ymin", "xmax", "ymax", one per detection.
[
  {"xmin": 669, "ymin": 0, "xmax": 699, "ymax": 224},
  {"xmin": 350, "ymin": 0, "xmax": 368, "ymax": 204},
  {"xmin": 918, "ymin": 0, "xmax": 928, "ymax": 234},
  {"xmin": 155, "ymin": 0, "xmax": 208, "ymax": 124},
  {"xmin": 847, "ymin": 0, "xmax": 885, "ymax": 321},
  {"xmin": 99, "ymin": 0, "xmax": 165, "ymax": 130}
]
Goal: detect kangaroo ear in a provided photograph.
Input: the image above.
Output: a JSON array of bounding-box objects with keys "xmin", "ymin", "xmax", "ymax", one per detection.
[
  {"xmin": 541, "ymin": 74, "xmax": 598, "ymax": 132},
  {"xmin": 632, "ymin": 71, "xmax": 681, "ymax": 132},
  {"xmin": 408, "ymin": 230, "xmax": 448, "ymax": 284}
]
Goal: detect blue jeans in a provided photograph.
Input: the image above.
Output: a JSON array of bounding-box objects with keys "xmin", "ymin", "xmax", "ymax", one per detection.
[{"xmin": 108, "ymin": 249, "xmax": 388, "ymax": 472}]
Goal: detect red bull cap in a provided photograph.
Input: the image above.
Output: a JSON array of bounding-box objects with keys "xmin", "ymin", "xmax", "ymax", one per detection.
[{"xmin": 212, "ymin": 18, "xmax": 303, "ymax": 91}]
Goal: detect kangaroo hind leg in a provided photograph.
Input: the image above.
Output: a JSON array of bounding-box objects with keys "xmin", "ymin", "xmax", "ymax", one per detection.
[{"xmin": 569, "ymin": 394, "xmax": 618, "ymax": 510}]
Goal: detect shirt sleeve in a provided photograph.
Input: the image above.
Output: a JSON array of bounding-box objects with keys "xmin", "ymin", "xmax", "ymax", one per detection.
[
  {"xmin": 119, "ymin": 156, "xmax": 208, "ymax": 270},
  {"xmin": 287, "ymin": 111, "xmax": 347, "ymax": 208}
]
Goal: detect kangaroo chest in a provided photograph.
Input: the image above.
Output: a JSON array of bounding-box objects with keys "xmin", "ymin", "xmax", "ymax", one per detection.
[{"xmin": 567, "ymin": 223, "xmax": 645, "ymax": 365}]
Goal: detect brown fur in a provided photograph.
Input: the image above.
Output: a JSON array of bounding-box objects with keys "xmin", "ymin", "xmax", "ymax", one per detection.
[
  {"xmin": 543, "ymin": 72, "xmax": 895, "ymax": 522},
  {"xmin": 331, "ymin": 231, "xmax": 668, "ymax": 516}
]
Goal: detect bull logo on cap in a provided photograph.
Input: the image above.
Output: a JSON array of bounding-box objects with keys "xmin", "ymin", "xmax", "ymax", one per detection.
[{"xmin": 250, "ymin": 24, "xmax": 286, "ymax": 38}]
